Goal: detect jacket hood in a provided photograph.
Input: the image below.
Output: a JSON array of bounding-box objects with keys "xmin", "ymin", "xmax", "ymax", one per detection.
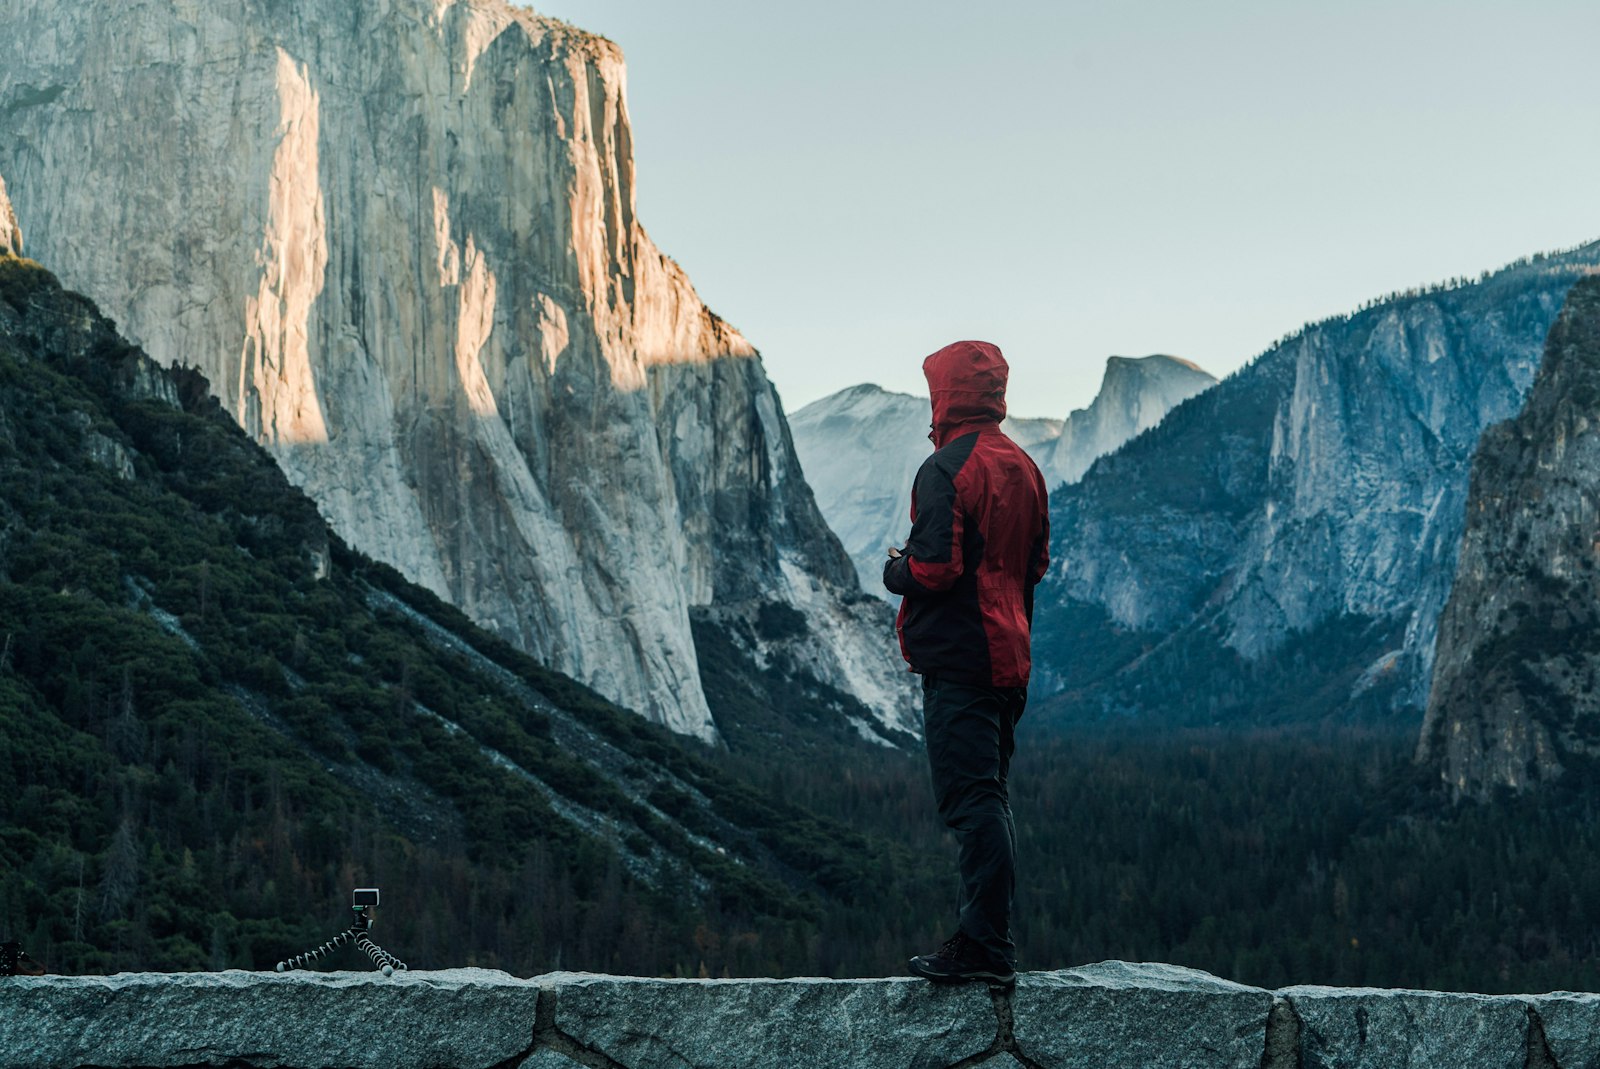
[{"xmin": 924, "ymin": 340, "xmax": 1008, "ymax": 446}]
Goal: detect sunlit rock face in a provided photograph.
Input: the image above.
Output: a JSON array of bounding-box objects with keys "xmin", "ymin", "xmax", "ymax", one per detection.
[
  {"xmin": 1419, "ymin": 277, "xmax": 1600, "ymax": 799},
  {"xmin": 792, "ymin": 357, "xmax": 1212, "ymax": 601},
  {"xmin": 1032, "ymin": 247, "xmax": 1600, "ymax": 724},
  {"xmin": 0, "ymin": 0, "xmax": 911, "ymax": 740},
  {"xmin": 0, "ymin": 173, "xmax": 19, "ymax": 256}
]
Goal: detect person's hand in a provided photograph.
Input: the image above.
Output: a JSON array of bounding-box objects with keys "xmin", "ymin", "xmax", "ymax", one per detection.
[{"xmin": 887, "ymin": 546, "xmax": 903, "ymax": 559}]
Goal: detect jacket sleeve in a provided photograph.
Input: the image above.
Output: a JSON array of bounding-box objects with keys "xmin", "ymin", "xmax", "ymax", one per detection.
[
  {"xmin": 884, "ymin": 457, "xmax": 965, "ymax": 596},
  {"xmin": 1029, "ymin": 504, "xmax": 1050, "ymax": 587},
  {"xmin": 1023, "ymin": 472, "xmax": 1050, "ymax": 622}
]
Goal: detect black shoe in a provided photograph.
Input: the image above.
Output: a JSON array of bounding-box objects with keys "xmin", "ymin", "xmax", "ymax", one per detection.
[{"xmin": 908, "ymin": 932, "xmax": 1016, "ymax": 986}]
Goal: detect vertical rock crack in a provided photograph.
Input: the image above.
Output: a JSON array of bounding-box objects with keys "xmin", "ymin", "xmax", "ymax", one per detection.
[
  {"xmin": 1259, "ymin": 996, "xmax": 1303, "ymax": 1069},
  {"xmin": 941, "ymin": 984, "xmax": 1046, "ymax": 1069},
  {"xmin": 532, "ymin": 986, "xmax": 635, "ymax": 1069},
  {"xmin": 1525, "ymin": 1004, "xmax": 1560, "ymax": 1069}
]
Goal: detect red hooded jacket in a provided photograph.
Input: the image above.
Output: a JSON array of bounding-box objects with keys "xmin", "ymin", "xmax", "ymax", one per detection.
[{"xmin": 883, "ymin": 340, "xmax": 1050, "ymax": 688}]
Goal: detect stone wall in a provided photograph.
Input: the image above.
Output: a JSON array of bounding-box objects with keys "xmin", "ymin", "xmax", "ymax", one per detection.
[{"xmin": 5, "ymin": 961, "xmax": 1597, "ymax": 1068}]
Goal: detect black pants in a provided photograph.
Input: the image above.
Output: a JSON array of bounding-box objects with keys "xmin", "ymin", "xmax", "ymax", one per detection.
[{"xmin": 922, "ymin": 673, "xmax": 1026, "ymax": 969}]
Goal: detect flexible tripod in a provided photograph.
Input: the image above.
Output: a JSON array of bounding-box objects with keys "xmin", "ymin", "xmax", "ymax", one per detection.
[{"xmin": 275, "ymin": 893, "xmax": 407, "ymax": 976}]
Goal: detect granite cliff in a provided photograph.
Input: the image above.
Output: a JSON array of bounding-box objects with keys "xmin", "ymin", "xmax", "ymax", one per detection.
[
  {"xmin": 1419, "ymin": 276, "xmax": 1600, "ymax": 798},
  {"xmin": 791, "ymin": 356, "xmax": 1214, "ymax": 599},
  {"xmin": 8, "ymin": 963, "xmax": 1600, "ymax": 1069},
  {"xmin": 1031, "ymin": 247, "xmax": 1600, "ymax": 726},
  {"xmin": 0, "ymin": 0, "xmax": 915, "ymax": 741}
]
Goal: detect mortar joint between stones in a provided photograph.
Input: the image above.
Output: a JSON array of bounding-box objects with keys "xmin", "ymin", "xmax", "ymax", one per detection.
[
  {"xmin": 1259, "ymin": 995, "xmax": 1303, "ymax": 1069},
  {"xmin": 531, "ymin": 986, "xmax": 633, "ymax": 1069},
  {"xmin": 1525, "ymin": 1003, "xmax": 1560, "ymax": 1069}
]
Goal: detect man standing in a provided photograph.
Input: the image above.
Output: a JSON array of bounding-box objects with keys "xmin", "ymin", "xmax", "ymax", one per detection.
[{"xmin": 884, "ymin": 339, "xmax": 1050, "ymax": 987}]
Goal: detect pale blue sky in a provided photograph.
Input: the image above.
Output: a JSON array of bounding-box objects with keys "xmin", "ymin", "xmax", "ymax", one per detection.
[{"xmin": 533, "ymin": 1, "xmax": 1600, "ymax": 419}]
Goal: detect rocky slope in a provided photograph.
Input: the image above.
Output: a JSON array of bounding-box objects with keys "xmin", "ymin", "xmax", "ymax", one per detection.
[
  {"xmin": 0, "ymin": 0, "xmax": 914, "ymax": 741},
  {"xmin": 1032, "ymin": 247, "xmax": 1600, "ymax": 726},
  {"xmin": 9, "ymin": 963, "xmax": 1598, "ymax": 1069},
  {"xmin": 1418, "ymin": 277, "xmax": 1600, "ymax": 799},
  {"xmin": 791, "ymin": 355, "xmax": 1214, "ymax": 598}
]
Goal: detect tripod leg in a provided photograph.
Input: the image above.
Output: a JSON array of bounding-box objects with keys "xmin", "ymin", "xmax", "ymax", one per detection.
[
  {"xmin": 355, "ymin": 934, "xmax": 407, "ymax": 975},
  {"xmin": 275, "ymin": 927, "xmax": 357, "ymax": 972}
]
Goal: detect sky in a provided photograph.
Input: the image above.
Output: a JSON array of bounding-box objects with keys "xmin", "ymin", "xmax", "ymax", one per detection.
[{"xmin": 531, "ymin": 1, "xmax": 1600, "ymax": 420}]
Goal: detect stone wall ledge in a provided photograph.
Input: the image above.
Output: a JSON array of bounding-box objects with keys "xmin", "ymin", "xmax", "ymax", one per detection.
[{"xmin": 3, "ymin": 960, "xmax": 1594, "ymax": 1069}]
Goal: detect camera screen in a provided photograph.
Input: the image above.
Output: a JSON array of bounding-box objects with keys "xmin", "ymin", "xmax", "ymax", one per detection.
[{"xmin": 352, "ymin": 888, "xmax": 380, "ymax": 907}]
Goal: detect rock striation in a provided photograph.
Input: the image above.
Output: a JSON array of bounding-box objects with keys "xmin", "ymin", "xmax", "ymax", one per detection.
[
  {"xmin": 1418, "ymin": 276, "xmax": 1600, "ymax": 798},
  {"xmin": 0, "ymin": 0, "xmax": 914, "ymax": 741},
  {"xmin": 1031, "ymin": 248, "xmax": 1600, "ymax": 725},
  {"xmin": 791, "ymin": 355, "xmax": 1214, "ymax": 600},
  {"xmin": 5, "ymin": 963, "xmax": 1596, "ymax": 1069}
]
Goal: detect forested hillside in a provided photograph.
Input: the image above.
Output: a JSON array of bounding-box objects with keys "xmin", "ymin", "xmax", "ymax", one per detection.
[{"xmin": 0, "ymin": 253, "xmax": 926, "ymax": 977}]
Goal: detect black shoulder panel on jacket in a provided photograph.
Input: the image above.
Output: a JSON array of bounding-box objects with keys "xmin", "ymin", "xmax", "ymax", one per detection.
[{"xmin": 907, "ymin": 432, "xmax": 979, "ymax": 564}]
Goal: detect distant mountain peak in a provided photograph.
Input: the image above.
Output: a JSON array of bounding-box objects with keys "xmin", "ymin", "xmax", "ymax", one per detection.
[
  {"xmin": 1104, "ymin": 353, "xmax": 1209, "ymax": 374},
  {"xmin": 791, "ymin": 354, "xmax": 1213, "ymax": 599},
  {"xmin": 1037, "ymin": 354, "xmax": 1218, "ymax": 485}
]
